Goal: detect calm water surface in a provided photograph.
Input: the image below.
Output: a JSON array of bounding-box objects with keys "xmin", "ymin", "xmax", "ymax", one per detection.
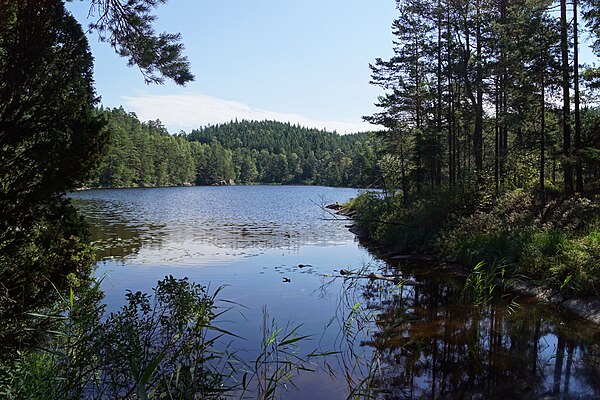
[{"xmin": 70, "ymin": 186, "xmax": 600, "ymax": 399}]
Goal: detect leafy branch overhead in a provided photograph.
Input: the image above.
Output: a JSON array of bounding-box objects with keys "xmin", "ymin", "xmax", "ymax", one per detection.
[{"xmin": 81, "ymin": 0, "xmax": 194, "ymax": 85}]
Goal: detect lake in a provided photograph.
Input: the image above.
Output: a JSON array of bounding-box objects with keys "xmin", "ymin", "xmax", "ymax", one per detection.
[{"xmin": 70, "ymin": 185, "xmax": 600, "ymax": 399}]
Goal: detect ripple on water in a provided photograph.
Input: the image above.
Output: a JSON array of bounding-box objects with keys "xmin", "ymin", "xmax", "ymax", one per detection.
[{"xmin": 70, "ymin": 186, "xmax": 600, "ymax": 400}]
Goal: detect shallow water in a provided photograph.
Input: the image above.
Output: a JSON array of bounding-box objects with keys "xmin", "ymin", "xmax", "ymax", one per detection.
[{"xmin": 70, "ymin": 186, "xmax": 600, "ymax": 399}]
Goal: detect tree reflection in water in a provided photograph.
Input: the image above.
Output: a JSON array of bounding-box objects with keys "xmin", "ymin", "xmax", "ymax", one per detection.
[
  {"xmin": 327, "ymin": 261, "xmax": 600, "ymax": 400},
  {"xmin": 70, "ymin": 189, "xmax": 600, "ymax": 399},
  {"xmin": 71, "ymin": 194, "xmax": 351, "ymax": 264}
]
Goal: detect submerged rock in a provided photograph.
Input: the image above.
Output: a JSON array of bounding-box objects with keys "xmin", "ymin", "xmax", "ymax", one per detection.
[{"xmin": 561, "ymin": 298, "xmax": 600, "ymax": 325}]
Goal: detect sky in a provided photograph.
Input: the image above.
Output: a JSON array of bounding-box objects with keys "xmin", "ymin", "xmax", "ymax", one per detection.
[{"xmin": 65, "ymin": 1, "xmax": 398, "ymax": 134}]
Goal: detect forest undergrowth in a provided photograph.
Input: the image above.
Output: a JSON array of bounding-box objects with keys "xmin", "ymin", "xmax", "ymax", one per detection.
[{"xmin": 349, "ymin": 187, "xmax": 600, "ymax": 297}]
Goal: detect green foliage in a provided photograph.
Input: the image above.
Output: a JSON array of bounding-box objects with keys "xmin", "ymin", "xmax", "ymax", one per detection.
[
  {"xmin": 94, "ymin": 108, "xmax": 195, "ymax": 187},
  {"xmin": 438, "ymin": 191, "xmax": 600, "ymax": 295},
  {"xmin": 0, "ymin": 275, "xmax": 105, "ymax": 399},
  {"xmin": 348, "ymin": 191, "xmax": 391, "ymax": 236},
  {"xmin": 0, "ymin": 0, "xmax": 107, "ymax": 220},
  {"xmin": 92, "ymin": 276, "xmax": 232, "ymax": 399},
  {"xmin": 0, "ymin": 276, "xmax": 334, "ymax": 399},
  {"xmin": 350, "ymin": 187, "xmax": 481, "ymax": 253},
  {"xmin": 0, "ymin": 0, "xmax": 106, "ymax": 347},
  {"xmin": 462, "ymin": 261, "xmax": 507, "ymax": 307},
  {"xmin": 0, "ymin": 201, "xmax": 98, "ymax": 350},
  {"xmin": 536, "ymin": 227, "xmax": 600, "ymax": 295},
  {"xmin": 79, "ymin": 0, "xmax": 194, "ymax": 85},
  {"xmin": 352, "ymin": 187, "xmax": 600, "ymax": 296},
  {"xmin": 1, "ymin": 276, "xmax": 233, "ymax": 399},
  {"xmin": 238, "ymin": 307, "xmax": 323, "ymax": 399},
  {"xmin": 187, "ymin": 120, "xmax": 382, "ymax": 187},
  {"xmin": 436, "ymin": 190, "xmax": 534, "ymax": 265},
  {"xmin": 93, "ymin": 115, "xmax": 382, "ymax": 188},
  {"xmin": 365, "ymin": 0, "xmax": 600, "ymax": 203},
  {"xmin": 0, "ymin": 350, "xmax": 63, "ymax": 400}
]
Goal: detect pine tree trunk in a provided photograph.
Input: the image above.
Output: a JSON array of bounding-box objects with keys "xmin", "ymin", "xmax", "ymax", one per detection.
[
  {"xmin": 541, "ymin": 72, "xmax": 546, "ymax": 208},
  {"xmin": 400, "ymin": 141, "xmax": 408, "ymax": 205},
  {"xmin": 436, "ymin": 0, "xmax": 443, "ymax": 186},
  {"xmin": 414, "ymin": 33, "xmax": 422, "ymax": 194},
  {"xmin": 561, "ymin": 0, "xmax": 574, "ymax": 196},
  {"xmin": 500, "ymin": 0, "xmax": 508, "ymax": 188},
  {"xmin": 474, "ymin": 0, "xmax": 484, "ymax": 181},
  {"xmin": 447, "ymin": 0, "xmax": 455, "ymax": 187},
  {"xmin": 574, "ymin": 0, "xmax": 583, "ymax": 193},
  {"xmin": 495, "ymin": 79, "xmax": 500, "ymax": 193}
]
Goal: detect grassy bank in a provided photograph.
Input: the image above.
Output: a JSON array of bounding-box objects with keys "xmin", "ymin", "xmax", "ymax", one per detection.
[{"xmin": 349, "ymin": 188, "xmax": 600, "ymax": 297}]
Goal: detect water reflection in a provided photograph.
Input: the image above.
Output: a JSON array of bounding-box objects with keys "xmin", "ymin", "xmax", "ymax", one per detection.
[
  {"xmin": 69, "ymin": 187, "xmax": 600, "ymax": 399},
  {"xmin": 70, "ymin": 186, "xmax": 356, "ymax": 264},
  {"xmin": 331, "ymin": 261, "xmax": 600, "ymax": 400}
]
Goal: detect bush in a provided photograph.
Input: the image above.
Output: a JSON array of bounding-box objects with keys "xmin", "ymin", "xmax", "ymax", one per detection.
[
  {"xmin": 353, "ymin": 187, "xmax": 600, "ymax": 296},
  {"xmin": 350, "ymin": 188, "xmax": 484, "ymax": 253},
  {"xmin": 0, "ymin": 276, "xmax": 233, "ymax": 400},
  {"xmin": 545, "ymin": 228, "xmax": 600, "ymax": 295}
]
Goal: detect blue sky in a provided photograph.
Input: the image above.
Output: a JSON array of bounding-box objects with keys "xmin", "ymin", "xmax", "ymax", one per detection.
[{"xmin": 66, "ymin": 1, "xmax": 397, "ymax": 133}]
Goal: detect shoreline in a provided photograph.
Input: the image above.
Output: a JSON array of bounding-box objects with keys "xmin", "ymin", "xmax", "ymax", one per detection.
[
  {"xmin": 75, "ymin": 182, "xmax": 376, "ymax": 192},
  {"xmin": 337, "ymin": 206, "xmax": 600, "ymax": 326}
]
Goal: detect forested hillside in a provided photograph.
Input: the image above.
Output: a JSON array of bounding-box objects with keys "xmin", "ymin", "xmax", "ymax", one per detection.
[
  {"xmin": 92, "ymin": 107, "xmax": 381, "ymax": 188},
  {"xmin": 187, "ymin": 120, "xmax": 365, "ymax": 157}
]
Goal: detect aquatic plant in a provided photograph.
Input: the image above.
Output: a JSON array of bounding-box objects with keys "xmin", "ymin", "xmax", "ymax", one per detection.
[
  {"xmin": 1, "ymin": 274, "xmax": 343, "ymax": 400},
  {"xmin": 462, "ymin": 260, "xmax": 508, "ymax": 307},
  {"xmin": 321, "ymin": 262, "xmax": 396, "ymax": 399},
  {"xmin": 236, "ymin": 305, "xmax": 332, "ymax": 399}
]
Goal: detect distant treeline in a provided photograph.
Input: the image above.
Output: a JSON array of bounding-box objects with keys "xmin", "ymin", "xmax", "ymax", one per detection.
[{"xmin": 91, "ymin": 107, "xmax": 381, "ymax": 188}]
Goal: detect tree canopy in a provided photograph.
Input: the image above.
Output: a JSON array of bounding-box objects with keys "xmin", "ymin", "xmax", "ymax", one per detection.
[
  {"xmin": 91, "ymin": 110, "xmax": 382, "ymax": 188},
  {"xmin": 0, "ymin": 0, "xmax": 107, "ymax": 346},
  {"xmin": 1, "ymin": 0, "xmax": 194, "ymax": 348},
  {"xmin": 67, "ymin": 0, "xmax": 194, "ymax": 85},
  {"xmin": 366, "ymin": 0, "xmax": 600, "ymax": 203}
]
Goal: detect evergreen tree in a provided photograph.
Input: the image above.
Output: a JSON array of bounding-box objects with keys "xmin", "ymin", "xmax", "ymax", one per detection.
[
  {"xmin": 365, "ymin": 0, "xmax": 598, "ymax": 200},
  {"xmin": 0, "ymin": 0, "xmax": 107, "ymax": 343},
  {"xmin": 93, "ymin": 116, "xmax": 380, "ymax": 188}
]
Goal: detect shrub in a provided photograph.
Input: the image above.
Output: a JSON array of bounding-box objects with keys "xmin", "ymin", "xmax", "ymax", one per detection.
[
  {"xmin": 353, "ymin": 187, "xmax": 600, "ymax": 296},
  {"xmin": 0, "ymin": 276, "xmax": 233, "ymax": 400}
]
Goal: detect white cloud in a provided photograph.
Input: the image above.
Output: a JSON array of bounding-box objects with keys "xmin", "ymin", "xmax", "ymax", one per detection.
[{"xmin": 121, "ymin": 93, "xmax": 377, "ymax": 134}]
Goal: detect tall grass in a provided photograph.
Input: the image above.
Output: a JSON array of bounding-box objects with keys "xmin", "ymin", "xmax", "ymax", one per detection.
[
  {"xmin": 235, "ymin": 305, "xmax": 331, "ymax": 399},
  {"xmin": 0, "ymin": 275, "xmax": 336, "ymax": 400},
  {"xmin": 462, "ymin": 260, "xmax": 507, "ymax": 306}
]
